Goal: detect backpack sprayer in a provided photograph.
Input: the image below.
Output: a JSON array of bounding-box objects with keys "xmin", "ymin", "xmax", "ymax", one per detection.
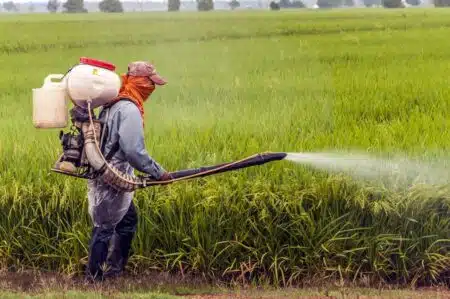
[{"xmin": 32, "ymin": 57, "xmax": 287, "ymax": 192}]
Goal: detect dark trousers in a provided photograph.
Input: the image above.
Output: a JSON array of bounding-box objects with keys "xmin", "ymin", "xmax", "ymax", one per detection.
[{"xmin": 86, "ymin": 202, "xmax": 138, "ymax": 280}]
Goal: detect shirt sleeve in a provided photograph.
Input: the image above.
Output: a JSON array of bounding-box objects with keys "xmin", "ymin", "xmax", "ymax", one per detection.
[{"xmin": 117, "ymin": 103, "xmax": 166, "ymax": 179}]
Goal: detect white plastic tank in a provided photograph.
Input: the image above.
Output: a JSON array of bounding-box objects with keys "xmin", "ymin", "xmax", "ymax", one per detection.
[
  {"xmin": 66, "ymin": 57, "xmax": 121, "ymax": 109},
  {"xmin": 32, "ymin": 74, "xmax": 69, "ymax": 129}
]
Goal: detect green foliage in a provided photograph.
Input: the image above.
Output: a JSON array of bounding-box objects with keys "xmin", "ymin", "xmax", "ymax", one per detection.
[
  {"xmin": 270, "ymin": 1, "xmax": 281, "ymax": 9},
  {"xmin": 382, "ymin": 0, "xmax": 404, "ymax": 7},
  {"xmin": 62, "ymin": 0, "xmax": 87, "ymax": 12},
  {"xmin": 168, "ymin": 0, "xmax": 180, "ymax": 11},
  {"xmin": 197, "ymin": 0, "xmax": 213, "ymax": 11},
  {"xmin": 434, "ymin": 0, "xmax": 450, "ymax": 6},
  {"xmin": 292, "ymin": 1, "xmax": 306, "ymax": 6},
  {"xmin": 317, "ymin": 0, "xmax": 343, "ymax": 8},
  {"xmin": 229, "ymin": 0, "xmax": 240, "ymax": 9},
  {"xmin": 0, "ymin": 10, "xmax": 450, "ymax": 286},
  {"xmin": 406, "ymin": 0, "xmax": 420, "ymax": 5},
  {"xmin": 47, "ymin": 0, "xmax": 60, "ymax": 13},
  {"xmin": 2, "ymin": 1, "xmax": 18, "ymax": 11},
  {"xmin": 344, "ymin": 0, "xmax": 354, "ymax": 6},
  {"xmin": 363, "ymin": 0, "xmax": 381, "ymax": 6},
  {"xmin": 99, "ymin": 0, "xmax": 123, "ymax": 13},
  {"xmin": 279, "ymin": 0, "xmax": 306, "ymax": 7}
]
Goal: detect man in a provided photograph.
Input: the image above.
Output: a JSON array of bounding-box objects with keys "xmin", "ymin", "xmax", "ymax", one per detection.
[{"xmin": 85, "ymin": 61, "xmax": 171, "ymax": 281}]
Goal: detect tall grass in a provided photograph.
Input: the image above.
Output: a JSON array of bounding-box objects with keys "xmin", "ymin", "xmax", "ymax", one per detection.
[{"xmin": 0, "ymin": 9, "xmax": 448, "ymax": 286}]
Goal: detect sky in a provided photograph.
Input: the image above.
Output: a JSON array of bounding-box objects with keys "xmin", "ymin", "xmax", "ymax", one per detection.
[{"xmin": 7, "ymin": 0, "xmax": 173, "ymax": 2}]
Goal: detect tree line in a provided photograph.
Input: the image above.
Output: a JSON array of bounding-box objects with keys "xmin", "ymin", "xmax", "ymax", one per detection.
[
  {"xmin": 0, "ymin": 0, "xmax": 219, "ymax": 13},
  {"xmin": 45, "ymin": 0, "xmax": 217, "ymax": 13},
  {"xmin": 269, "ymin": 0, "xmax": 449, "ymax": 8},
  {"xmin": 55, "ymin": 0, "xmax": 450, "ymax": 12},
  {"xmin": 1, "ymin": 0, "xmax": 449, "ymax": 14}
]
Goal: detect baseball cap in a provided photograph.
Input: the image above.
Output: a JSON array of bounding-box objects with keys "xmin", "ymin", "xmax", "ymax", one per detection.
[{"xmin": 127, "ymin": 61, "xmax": 167, "ymax": 85}]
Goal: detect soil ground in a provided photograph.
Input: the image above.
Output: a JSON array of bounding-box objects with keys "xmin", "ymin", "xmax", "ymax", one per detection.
[{"xmin": 0, "ymin": 270, "xmax": 448, "ymax": 298}]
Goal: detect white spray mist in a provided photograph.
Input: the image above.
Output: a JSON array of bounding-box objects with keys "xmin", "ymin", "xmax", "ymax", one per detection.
[{"xmin": 285, "ymin": 151, "xmax": 450, "ymax": 189}]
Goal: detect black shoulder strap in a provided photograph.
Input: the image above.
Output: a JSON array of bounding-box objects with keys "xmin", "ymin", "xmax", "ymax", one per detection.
[
  {"xmin": 99, "ymin": 98, "xmax": 135, "ymax": 162},
  {"xmin": 104, "ymin": 141, "xmax": 120, "ymax": 161},
  {"xmin": 99, "ymin": 108, "xmax": 109, "ymax": 156}
]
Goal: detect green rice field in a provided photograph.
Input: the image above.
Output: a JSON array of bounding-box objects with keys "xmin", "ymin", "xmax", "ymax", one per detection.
[{"xmin": 0, "ymin": 8, "xmax": 449, "ymax": 288}]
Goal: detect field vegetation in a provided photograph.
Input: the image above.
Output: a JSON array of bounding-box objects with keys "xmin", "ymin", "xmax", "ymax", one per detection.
[{"xmin": 0, "ymin": 9, "xmax": 449, "ymax": 288}]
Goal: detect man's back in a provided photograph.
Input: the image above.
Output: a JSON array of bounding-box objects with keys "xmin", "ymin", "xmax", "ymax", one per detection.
[{"xmin": 99, "ymin": 99, "xmax": 165, "ymax": 180}]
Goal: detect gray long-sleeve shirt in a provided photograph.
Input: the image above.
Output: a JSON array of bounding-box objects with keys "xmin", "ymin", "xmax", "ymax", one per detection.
[{"xmin": 98, "ymin": 100, "xmax": 166, "ymax": 180}]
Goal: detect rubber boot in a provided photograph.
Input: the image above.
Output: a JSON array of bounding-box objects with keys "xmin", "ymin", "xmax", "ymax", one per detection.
[
  {"xmin": 104, "ymin": 202, "xmax": 138, "ymax": 278},
  {"xmin": 86, "ymin": 226, "xmax": 114, "ymax": 281}
]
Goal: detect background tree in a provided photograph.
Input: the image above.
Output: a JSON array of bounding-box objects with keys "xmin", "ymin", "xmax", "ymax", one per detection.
[
  {"xmin": 229, "ymin": 0, "xmax": 240, "ymax": 9},
  {"xmin": 3, "ymin": 1, "xmax": 18, "ymax": 12},
  {"xmin": 168, "ymin": 0, "xmax": 180, "ymax": 11},
  {"xmin": 269, "ymin": 1, "xmax": 280, "ymax": 9},
  {"xmin": 279, "ymin": 0, "xmax": 306, "ymax": 7},
  {"xmin": 47, "ymin": 0, "xmax": 60, "ymax": 12},
  {"xmin": 28, "ymin": 2, "xmax": 35, "ymax": 12},
  {"xmin": 99, "ymin": 0, "xmax": 123, "ymax": 12},
  {"xmin": 344, "ymin": 0, "xmax": 354, "ymax": 6},
  {"xmin": 197, "ymin": 0, "xmax": 213, "ymax": 10},
  {"xmin": 363, "ymin": 0, "xmax": 381, "ymax": 6},
  {"xmin": 382, "ymin": 0, "xmax": 404, "ymax": 7},
  {"xmin": 62, "ymin": 0, "xmax": 87, "ymax": 12},
  {"xmin": 406, "ymin": 0, "xmax": 420, "ymax": 4},
  {"xmin": 316, "ymin": 0, "xmax": 343, "ymax": 7},
  {"xmin": 434, "ymin": 0, "xmax": 450, "ymax": 6}
]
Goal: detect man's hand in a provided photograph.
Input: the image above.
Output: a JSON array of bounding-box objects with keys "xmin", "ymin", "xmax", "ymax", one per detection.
[{"xmin": 159, "ymin": 171, "xmax": 173, "ymax": 181}]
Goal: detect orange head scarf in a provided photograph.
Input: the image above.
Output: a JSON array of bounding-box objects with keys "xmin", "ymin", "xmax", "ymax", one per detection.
[
  {"xmin": 109, "ymin": 74, "xmax": 155, "ymax": 121},
  {"xmin": 106, "ymin": 61, "xmax": 166, "ymax": 125}
]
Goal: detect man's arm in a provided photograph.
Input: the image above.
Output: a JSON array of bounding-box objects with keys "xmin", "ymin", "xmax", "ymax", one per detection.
[{"xmin": 117, "ymin": 103, "xmax": 167, "ymax": 180}]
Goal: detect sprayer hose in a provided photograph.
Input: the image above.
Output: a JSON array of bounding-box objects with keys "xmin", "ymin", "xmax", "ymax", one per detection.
[{"xmin": 87, "ymin": 101, "xmax": 140, "ymax": 187}]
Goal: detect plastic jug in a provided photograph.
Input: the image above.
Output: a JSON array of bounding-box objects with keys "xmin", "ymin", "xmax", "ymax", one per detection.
[{"xmin": 32, "ymin": 74, "xmax": 69, "ymax": 129}]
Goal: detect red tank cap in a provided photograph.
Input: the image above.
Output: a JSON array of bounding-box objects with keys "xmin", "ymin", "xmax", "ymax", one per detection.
[{"xmin": 79, "ymin": 57, "xmax": 116, "ymax": 71}]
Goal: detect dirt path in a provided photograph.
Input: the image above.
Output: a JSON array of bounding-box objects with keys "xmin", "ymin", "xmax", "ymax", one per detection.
[{"xmin": 0, "ymin": 270, "xmax": 448, "ymax": 298}]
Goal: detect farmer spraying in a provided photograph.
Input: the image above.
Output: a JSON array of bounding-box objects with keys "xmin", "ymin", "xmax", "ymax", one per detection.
[
  {"xmin": 33, "ymin": 57, "xmax": 288, "ymax": 281},
  {"xmin": 85, "ymin": 61, "xmax": 172, "ymax": 280}
]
